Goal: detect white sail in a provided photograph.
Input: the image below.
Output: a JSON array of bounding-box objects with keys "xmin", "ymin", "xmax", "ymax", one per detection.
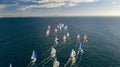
[
  {"xmin": 64, "ymin": 25, "xmax": 68, "ymax": 30},
  {"xmin": 10, "ymin": 63, "xmax": 12, "ymax": 67},
  {"xmin": 53, "ymin": 58, "xmax": 60, "ymax": 67},
  {"xmin": 46, "ymin": 25, "xmax": 51, "ymax": 36},
  {"xmin": 61, "ymin": 24, "xmax": 64, "ymax": 28},
  {"xmin": 48, "ymin": 25, "xmax": 51, "ymax": 29},
  {"xmin": 46, "ymin": 30, "xmax": 50, "ymax": 36},
  {"xmin": 55, "ymin": 28, "xmax": 58, "ymax": 33},
  {"xmin": 70, "ymin": 49, "xmax": 76, "ymax": 64},
  {"xmin": 63, "ymin": 35, "xmax": 66, "ymax": 40},
  {"xmin": 70, "ymin": 49, "xmax": 76, "ymax": 58},
  {"xmin": 31, "ymin": 50, "xmax": 34, "ymax": 59},
  {"xmin": 60, "ymin": 26, "xmax": 62, "ymax": 31},
  {"xmin": 66, "ymin": 32, "xmax": 70, "ymax": 37},
  {"xmin": 77, "ymin": 34, "xmax": 80, "ymax": 39},
  {"xmin": 51, "ymin": 47, "xmax": 56, "ymax": 58},
  {"xmin": 31, "ymin": 50, "xmax": 37, "ymax": 62}
]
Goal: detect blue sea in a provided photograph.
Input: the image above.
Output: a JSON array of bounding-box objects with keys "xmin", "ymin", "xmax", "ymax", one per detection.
[{"xmin": 0, "ymin": 17, "xmax": 120, "ymax": 67}]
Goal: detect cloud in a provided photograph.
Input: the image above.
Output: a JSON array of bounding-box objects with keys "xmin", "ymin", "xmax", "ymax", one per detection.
[
  {"xmin": 68, "ymin": 3, "xmax": 77, "ymax": 7},
  {"xmin": 32, "ymin": 0, "xmax": 50, "ymax": 3},
  {"xmin": 0, "ymin": 4, "xmax": 7, "ymax": 9},
  {"xmin": 0, "ymin": 2, "xmax": 18, "ymax": 9},
  {"xmin": 112, "ymin": 1, "xmax": 117, "ymax": 5},
  {"xmin": 70, "ymin": 0, "xmax": 96, "ymax": 3},
  {"xmin": 68, "ymin": 0, "xmax": 96, "ymax": 7},
  {"xmin": 32, "ymin": 0, "xmax": 96, "ymax": 3},
  {"xmin": 19, "ymin": 0, "xmax": 98, "ymax": 10},
  {"xmin": 32, "ymin": 0, "xmax": 66, "ymax": 3},
  {"xmin": 19, "ymin": 2, "xmax": 65, "ymax": 10}
]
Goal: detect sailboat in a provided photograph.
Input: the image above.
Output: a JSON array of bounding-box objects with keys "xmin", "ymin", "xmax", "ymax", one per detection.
[
  {"xmin": 64, "ymin": 25, "xmax": 68, "ymax": 30},
  {"xmin": 62, "ymin": 23, "xmax": 64, "ymax": 28},
  {"xmin": 84, "ymin": 33, "xmax": 88, "ymax": 43},
  {"xmin": 59, "ymin": 23, "xmax": 62, "ymax": 31},
  {"xmin": 31, "ymin": 50, "xmax": 37, "ymax": 62},
  {"xmin": 48, "ymin": 25, "xmax": 50, "ymax": 29},
  {"xmin": 77, "ymin": 34, "xmax": 80, "ymax": 41},
  {"xmin": 10, "ymin": 63, "xmax": 12, "ymax": 67},
  {"xmin": 63, "ymin": 35, "xmax": 67, "ymax": 43},
  {"xmin": 55, "ymin": 28, "xmax": 58, "ymax": 33},
  {"xmin": 70, "ymin": 49, "xmax": 76, "ymax": 61},
  {"xmin": 53, "ymin": 58, "xmax": 60, "ymax": 67},
  {"xmin": 60, "ymin": 26, "xmax": 62, "ymax": 31},
  {"xmin": 70, "ymin": 49, "xmax": 76, "ymax": 65},
  {"xmin": 55, "ymin": 37, "xmax": 59, "ymax": 44},
  {"xmin": 46, "ymin": 25, "xmax": 51, "ymax": 36},
  {"xmin": 51, "ymin": 47, "xmax": 56, "ymax": 58},
  {"xmin": 79, "ymin": 43, "xmax": 84, "ymax": 53},
  {"xmin": 66, "ymin": 32, "xmax": 70, "ymax": 37}
]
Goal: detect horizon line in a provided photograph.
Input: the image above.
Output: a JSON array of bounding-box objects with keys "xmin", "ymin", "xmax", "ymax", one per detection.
[{"xmin": 1, "ymin": 15, "xmax": 120, "ymax": 18}]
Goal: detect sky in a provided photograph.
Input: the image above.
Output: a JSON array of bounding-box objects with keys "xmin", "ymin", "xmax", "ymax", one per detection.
[{"xmin": 0, "ymin": 0, "xmax": 120, "ymax": 17}]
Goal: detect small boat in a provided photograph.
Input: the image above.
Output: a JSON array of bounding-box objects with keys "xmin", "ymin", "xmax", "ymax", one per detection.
[
  {"xmin": 55, "ymin": 37, "xmax": 59, "ymax": 44},
  {"xmin": 53, "ymin": 58, "xmax": 60, "ymax": 67},
  {"xmin": 77, "ymin": 34, "xmax": 80, "ymax": 41},
  {"xmin": 10, "ymin": 63, "xmax": 12, "ymax": 67},
  {"xmin": 66, "ymin": 32, "xmax": 70, "ymax": 40},
  {"xmin": 66, "ymin": 32, "xmax": 70, "ymax": 37},
  {"xmin": 47, "ymin": 25, "xmax": 51, "ymax": 33},
  {"xmin": 64, "ymin": 25, "xmax": 68, "ymax": 30},
  {"xmin": 84, "ymin": 34, "xmax": 88, "ymax": 43},
  {"xmin": 62, "ymin": 24, "xmax": 64, "ymax": 28},
  {"xmin": 48, "ymin": 25, "xmax": 51, "ymax": 29},
  {"xmin": 77, "ymin": 34, "xmax": 80, "ymax": 39},
  {"xmin": 60, "ymin": 26, "xmax": 62, "ymax": 31},
  {"xmin": 51, "ymin": 47, "xmax": 56, "ymax": 58},
  {"xmin": 70, "ymin": 49, "xmax": 76, "ymax": 61},
  {"xmin": 46, "ymin": 26, "xmax": 51, "ymax": 36},
  {"xmin": 79, "ymin": 43, "xmax": 84, "ymax": 53},
  {"xmin": 59, "ymin": 23, "xmax": 62, "ymax": 30},
  {"xmin": 46, "ymin": 30, "xmax": 50, "ymax": 36},
  {"xmin": 55, "ymin": 28, "xmax": 58, "ymax": 33},
  {"xmin": 31, "ymin": 50, "xmax": 37, "ymax": 62},
  {"xmin": 63, "ymin": 35, "xmax": 67, "ymax": 43}
]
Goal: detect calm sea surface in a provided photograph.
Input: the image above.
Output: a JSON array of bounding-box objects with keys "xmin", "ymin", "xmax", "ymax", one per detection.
[{"xmin": 0, "ymin": 17, "xmax": 120, "ymax": 67}]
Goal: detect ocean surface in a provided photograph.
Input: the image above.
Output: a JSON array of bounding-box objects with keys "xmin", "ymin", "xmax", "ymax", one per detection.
[{"xmin": 0, "ymin": 17, "xmax": 120, "ymax": 67}]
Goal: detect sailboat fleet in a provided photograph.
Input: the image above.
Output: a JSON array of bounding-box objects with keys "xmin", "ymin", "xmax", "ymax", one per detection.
[
  {"xmin": 10, "ymin": 22, "xmax": 88, "ymax": 67},
  {"xmin": 44, "ymin": 23, "xmax": 88, "ymax": 67}
]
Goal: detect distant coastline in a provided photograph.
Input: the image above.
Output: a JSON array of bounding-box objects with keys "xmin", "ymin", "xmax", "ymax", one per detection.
[{"xmin": 0, "ymin": 15, "xmax": 120, "ymax": 18}]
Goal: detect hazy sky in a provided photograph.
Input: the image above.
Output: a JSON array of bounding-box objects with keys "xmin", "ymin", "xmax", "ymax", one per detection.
[{"xmin": 0, "ymin": 0, "xmax": 120, "ymax": 17}]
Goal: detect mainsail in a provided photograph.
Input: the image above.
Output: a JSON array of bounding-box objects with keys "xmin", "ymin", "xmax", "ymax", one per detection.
[{"xmin": 51, "ymin": 47, "xmax": 56, "ymax": 58}]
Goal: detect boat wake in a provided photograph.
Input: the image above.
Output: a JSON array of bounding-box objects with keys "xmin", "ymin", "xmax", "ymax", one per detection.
[{"xmin": 27, "ymin": 62, "xmax": 35, "ymax": 67}]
